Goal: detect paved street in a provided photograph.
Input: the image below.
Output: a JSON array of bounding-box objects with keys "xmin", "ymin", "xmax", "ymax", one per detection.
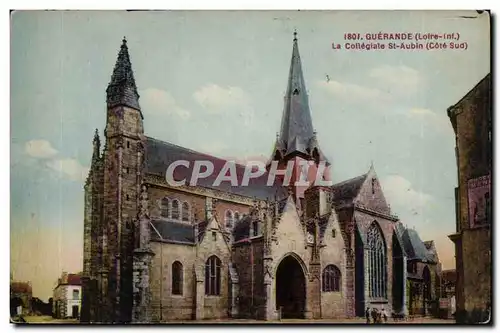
[
  {"xmin": 12, "ymin": 315, "xmax": 456, "ymax": 324},
  {"xmin": 165, "ymin": 317, "xmax": 456, "ymax": 324}
]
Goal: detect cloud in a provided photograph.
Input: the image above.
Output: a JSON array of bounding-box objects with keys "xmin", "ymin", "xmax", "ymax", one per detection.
[
  {"xmin": 381, "ymin": 175, "xmax": 433, "ymax": 211},
  {"xmin": 193, "ymin": 84, "xmax": 250, "ymax": 112},
  {"xmin": 369, "ymin": 65, "xmax": 422, "ymax": 94},
  {"xmin": 317, "ymin": 65, "xmax": 422, "ymax": 106},
  {"xmin": 408, "ymin": 108, "xmax": 453, "ymax": 134},
  {"xmin": 25, "ymin": 140, "xmax": 58, "ymax": 159},
  {"xmin": 46, "ymin": 158, "xmax": 90, "ymax": 182},
  {"xmin": 140, "ymin": 88, "xmax": 191, "ymax": 120},
  {"xmin": 316, "ymin": 80, "xmax": 390, "ymax": 105}
]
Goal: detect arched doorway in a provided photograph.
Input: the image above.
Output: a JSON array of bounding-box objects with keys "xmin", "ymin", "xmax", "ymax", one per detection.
[{"xmin": 275, "ymin": 254, "xmax": 306, "ymax": 319}]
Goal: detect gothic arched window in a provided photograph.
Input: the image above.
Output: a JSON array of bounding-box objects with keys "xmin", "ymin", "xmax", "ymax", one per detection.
[
  {"xmin": 171, "ymin": 200, "xmax": 180, "ymax": 220},
  {"xmin": 172, "ymin": 261, "xmax": 183, "ymax": 295},
  {"xmin": 205, "ymin": 255, "xmax": 221, "ymax": 296},
  {"xmin": 161, "ymin": 197, "xmax": 170, "ymax": 218},
  {"xmin": 367, "ymin": 222, "xmax": 387, "ymax": 298},
  {"xmin": 225, "ymin": 210, "xmax": 234, "ymax": 229},
  {"xmin": 182, "ymin": 202, "xmax": 190, "ymax": 222},
  {"xmin": 322, "ymin": 265, "xmax": 341, "ymax": 292}
]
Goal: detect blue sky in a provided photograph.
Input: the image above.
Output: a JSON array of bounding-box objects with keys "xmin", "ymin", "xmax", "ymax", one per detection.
[{"xmin": 10, "ymin": 10, "xmax": 490, "ymax": 300}]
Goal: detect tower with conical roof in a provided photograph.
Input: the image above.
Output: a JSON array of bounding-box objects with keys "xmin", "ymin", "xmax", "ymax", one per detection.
[
  {"xmin": 101, "ymin": 37, "xmax": 146, "ymax": 323},
  {"xmin": 269, "ymin": 31, "xmax": 330, "ymax": 206}
]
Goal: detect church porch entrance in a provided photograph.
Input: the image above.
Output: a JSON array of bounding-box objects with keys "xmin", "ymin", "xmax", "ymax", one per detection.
[{"xmin": 275, "ymin": 255, "xmax": 306, "ymax": 319}]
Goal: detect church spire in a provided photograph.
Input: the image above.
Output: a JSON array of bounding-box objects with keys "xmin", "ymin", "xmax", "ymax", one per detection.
[
  {"xmin": 106, "ymin": 37, "xmax": 141, "ymax": 112},
  {"xmin": 278, "ymin": 30, "xmax": 315, "ymax": 156}
]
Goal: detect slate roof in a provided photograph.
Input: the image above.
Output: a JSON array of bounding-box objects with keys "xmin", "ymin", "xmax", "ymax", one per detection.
[
  {"xmin": 401, "ymin": 228, "xmax": 435, "ymax": 263},
  {"xmin": 278, "ymin": 32, "xmax": 315, "ymax": 157},
  {"xmin": 106, "ymin": 38, "xmax": 141, "ymax": 112},
  {"xmin": 150, "ymin": 219, "xmax": 195, "ymax": 244},
  {"xmin": 145, "ymin": 137, "xmax": 287, "ymax": 200},
  {"xmin": 331, "ymin": 173, "xmax": 368, "ymax": 206}
]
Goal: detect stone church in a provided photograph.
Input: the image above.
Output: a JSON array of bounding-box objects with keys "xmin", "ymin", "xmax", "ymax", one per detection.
[{"xmin": 81, "ymin": 33, "xmax": 441, "ymax": 323}]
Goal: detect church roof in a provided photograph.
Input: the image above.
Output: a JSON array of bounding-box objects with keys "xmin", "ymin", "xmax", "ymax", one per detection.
[
  {"xmin": 106, "ymin": 37, "xmax": 141, "ymax": 112},
  {"xmin": 150, "ymin": 219, "xmax": 195, "ymax": 244},
  {"xmin": 144, "ymin": 137, "xmax": 287, "ymax": 200},
  {"xmin": 401, "ymin": 228, "xmax": 436, "ymax": 263},
  {"xmin": 277, "ymin": 32, "xmax": 316, "ymax": 157},
  {"xmin": 331, "ymin": 173, "xmax": 368, "ymax": 206}
]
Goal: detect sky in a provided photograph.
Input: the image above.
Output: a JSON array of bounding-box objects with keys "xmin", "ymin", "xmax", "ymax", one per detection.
[{"xmin": 10, "ymin": 10, "xmax": 490, "ymax": 301}]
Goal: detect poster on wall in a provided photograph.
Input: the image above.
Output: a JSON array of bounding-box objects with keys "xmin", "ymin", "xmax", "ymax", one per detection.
[{"xmin": 468, "ymin": 174, "xmax": 491, "ymax": 228}]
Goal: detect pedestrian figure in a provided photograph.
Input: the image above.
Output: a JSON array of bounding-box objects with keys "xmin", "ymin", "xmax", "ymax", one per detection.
[
  {"xmin": 381, "ymin": 308, "xmax": 388, "ymax": 323},
  {"xmin": 365, "ymin": 307, "xmax": 371, "ymax": 324},
  {"xmin": 371, "ymin": 308, "xmax": 378, "ymax": 324}
]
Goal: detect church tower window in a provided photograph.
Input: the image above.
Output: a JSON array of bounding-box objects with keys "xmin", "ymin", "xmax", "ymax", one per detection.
[
  {"xmin": 322, "ymin": 265, "xmax": 341, "ymax": 292},
  {"xmin": 171, "ymin": 199, "xmax": 180, "ymax": 220},
  {"xmin": 161, "ymin": 197, "xmax": 170, "ymax": 219},
  {"xmin": 225, "ymin": 210, "xmax": 234, "ymax": 228},
  {"xmin": 205, "ymin": 255, "xmax": 221, "ymax": 296},
  {"xmin": 172, "ymin": 261, "xmax": 183, "ymax": 295},
  {"xmin": 367, "ymin": 222, "xmax": 387, "ymax": 298},
  {"xmin": 182, "ymin": 202, "xmax": 190, "ymax": 222}
]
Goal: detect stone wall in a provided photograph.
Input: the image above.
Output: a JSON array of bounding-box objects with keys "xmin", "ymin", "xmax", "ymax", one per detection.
[
  {"xmin": 320, "ymin": 213, "xmax": 347, "ymax": 318},
  {"xmin": 149, "ymin": 241, "xmax": 196, "ymax": 321},
  {"xmin": 448, "ymin": 73, "xmax": 491, "ymax": 319}
]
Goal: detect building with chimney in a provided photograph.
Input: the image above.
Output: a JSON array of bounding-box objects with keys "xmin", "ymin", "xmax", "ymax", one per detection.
[
  {"xmin": 53, "ymin": 272, "xmax": 82, "ymax": 319},
  {"xmin": 81, "ymin": 33, "xmax": 441, "ymax": 323},
  {"xmin": 447, "ymin": 73, "xmax": 492, "ymax": 323}
]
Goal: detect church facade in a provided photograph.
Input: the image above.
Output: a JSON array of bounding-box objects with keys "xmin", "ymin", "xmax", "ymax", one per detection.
[{"xmin": 81, "ymin": 34, "xmax": 440, "ymax": 323}]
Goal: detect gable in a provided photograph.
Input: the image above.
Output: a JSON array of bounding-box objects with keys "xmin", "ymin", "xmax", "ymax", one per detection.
[
  {"xmin": 272, "ymin": 196, "xmax": 307, "ymax": 254},
  {"xmin": 355, "ymin": 172, "xmax": 390, "ymax": 215},
  {"xmin": 198, "ymin": 216, "xmax": 232, "ymax": 255}
]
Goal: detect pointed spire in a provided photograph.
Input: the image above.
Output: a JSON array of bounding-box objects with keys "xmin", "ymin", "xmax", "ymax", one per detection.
[
  {"xmin": 278, "ymin": 30, "xmax": 315, "ymax": 156},
  {"xmin": 106, "ymin": 37, "xmax": 141, "ymax": 112}
]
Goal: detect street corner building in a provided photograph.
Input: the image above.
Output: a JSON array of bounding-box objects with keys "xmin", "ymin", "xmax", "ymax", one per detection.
[
  {"xmin": 80, "ymin": 34, "xmax": 442, "ymax": 323},
  {"xmin": 447, "ymin": 73, "xmax": 492, "ymax": 323}
]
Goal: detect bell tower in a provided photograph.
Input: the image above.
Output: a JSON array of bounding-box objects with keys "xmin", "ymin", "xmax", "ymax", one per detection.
[
  {"xmin": 102, "ymin": 37, "xmax": 145, "ymax": 323},
  {"xmin": 269, "ymin": 31, "xmax": 331, "ymax": 208}
]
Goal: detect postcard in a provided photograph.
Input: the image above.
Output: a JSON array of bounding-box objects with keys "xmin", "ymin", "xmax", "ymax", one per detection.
[{"xmin": 10, "ymin": 10, "xmax": 492, "ymax": 325}]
